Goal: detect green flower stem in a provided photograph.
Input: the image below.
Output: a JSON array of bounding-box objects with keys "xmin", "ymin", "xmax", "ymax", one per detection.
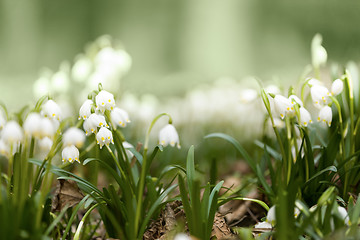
[
  {"xmin": 134, "ymin": 113, "xmax": 172, "ymax": 237},
  {"xmin": 105, "ymin": 145, "xmax": 128, "ymax": 183},
  {"xmin": 285, "ymin": 117, "xmax": 292, "ymax": 184},
  {"xmin": 73, "ymin": 203, "xmax": 101, "ymax": 240},
  {"xmin": 330, "ymin": 97, "xmax": 345, "ymax": 160},
  {"xmin": 345, "ymin": 71, "xmax": 355, "ymax": 155},
  {"xmin": 7, "ymin": 145, "xmax": 14, "ymax": 195}
]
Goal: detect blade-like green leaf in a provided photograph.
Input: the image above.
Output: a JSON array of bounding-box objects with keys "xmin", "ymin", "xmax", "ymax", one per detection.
[
  {"xmin": 303, "ymin": 166, "xmax": 337, "ymax": 188},
  {"xmin": 205, "ymin": 133, "xmax": 256, "ymax": 172}
]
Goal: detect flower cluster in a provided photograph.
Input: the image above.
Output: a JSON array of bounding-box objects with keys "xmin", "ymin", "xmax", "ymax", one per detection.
[
  {"xmin": 0, "ymin": 99, "xmax": 63, "ymax": 159},
  {"xmin": 308, "ymin": 78, "xmax": 343, "ymax": 127},
  {"xmin": 268, "ymin": 78, "xmax": 344, "ymax": 128}
]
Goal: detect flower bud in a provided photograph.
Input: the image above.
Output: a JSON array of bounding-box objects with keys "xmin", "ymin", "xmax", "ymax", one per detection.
[{"xmin": 331, "ymin": 79, "xmax": 344, "ymax": 96}]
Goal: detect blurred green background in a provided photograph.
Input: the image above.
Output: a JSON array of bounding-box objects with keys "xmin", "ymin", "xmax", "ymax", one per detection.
[{"xmin": 1, "ymin": 0, "xmax": 360, "ymax": 109}]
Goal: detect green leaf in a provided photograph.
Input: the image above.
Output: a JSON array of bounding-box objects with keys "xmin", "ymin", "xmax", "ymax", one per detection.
[
  {"xmin": 186, "ymin": 145, "xmax": 195, "ymax": 199},
  {"xmin": 303, "ymin": 166, "xmax": 337, "ymax": 188},
  {"xmin": 255, "ymin": 140, "xmax": 282, "ymax": 161},
  {"xmin": 83, "ymin": 158, "xmax": 122, "ymax": 187},
  {"xmin": 205, "ymin": 133, "xmax": 256, "ymax": 172},
  {"xmin": 138, "ymin": 185, "xmax": 177, "ymax": 238}
]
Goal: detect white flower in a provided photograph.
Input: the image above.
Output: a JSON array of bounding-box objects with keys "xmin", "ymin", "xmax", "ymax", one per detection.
[
  {"xmin": 311, "ymin": 34, "xmax": 327, "ymax": 68},
  {"xmin": 239, "ymin": 89, "xmax": 258, "ymax": 103},
  {"xmin": 63, "ymin": 127, "xmax": 86, "ymax": 148},
  {"xmin": 159, "ymin": 124, "xmax": 181, "ymax": 149},
  {"xmin": 83, "ymin": 113, "xmax": 108, "ymax": 135},
  {"xmin": 39, "ymin": 117, "xmax": 56, "ymax": 138},
  {"xmin": 307, "ymin": 78, "xmax": 323, "ymax": 87},
  {"xmin": 62, "ymin": 145, "xmax": 80, "ymax": 163},
  {"xmin": 174, "ymin": 233, "xmax": 191, "ymax": 240},
  {"xmin": 96, "ymin": 127, "xmax": 113, "ymax": 149},
  {"xmin": 23, "ymin": 113, "xmax": 42, "ymax": 137},
  {"xmin": 254, "ymin": 221, "xmax": 273, "ymax": 230},
  {"xmin": 123, "ymin": 141, "xmax": 134, "ymax": 159},
  {"xmin": 71, "ymin": 55, "xmax": 92, "ymax": 82},
  {"xmin": 51, "ymin": 69, "xmax": 70, "ymax": 93},
  {"xmin": 337, "ymin": 206, "xmax": 350, "ymax": 226},
  {"xmin": 37, "ymin": 137, "xmax": 53, "ymax": 157},
  {"xmin": 266, "ymin": 206, "xmax": 276, "ymax": 226},
  {"xmin": 289, "ymin": 95, "xmax": 303, "ymax": 107},
  {"xmin": 299, "ymin": 107, "xmax": 313, "ymax": 127},
  {"xmin": 110, "ymin": 107, "xmax": 130, "ymax": 127},
  {"xmin": 273, "ymin": 95, "xmax": 294, "ymax": 119},
  {"xmin": 331, "ymin": 79, "xmax": 344, "ymax": 96},
  {"xmin": 38, "ymin": 137, "xmax": 53, "ymax": 151},
  {"xmin": 2, "ymin": 121, "xmax": 24, "ymax": 144},
  {"xmin": 95, "ymin": 90, "xmax": 116, "ymax": 113},
  {"xmin": 311, "ymin": 85, "xmax": 330, "ymax": 108},
  {"xmin": 41, "ymin": 100, "xmax": 62, "ymax": 121},
  {"xmin": 78, "ymin": 99, "xmax": 93, "ymax": 120},
  {"xmin": 317, "ymin": 106, "xmax": 332, "ymax": 127}
]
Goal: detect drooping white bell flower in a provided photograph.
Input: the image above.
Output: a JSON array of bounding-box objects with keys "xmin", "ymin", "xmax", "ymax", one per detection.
[
  {"xmin": 273, "ymin": 95, "xmax": 294, "ymax": 119},
  {"xmin": 62, "ymin": 145, "xmax": 80, "ymax": 163},
  {"xmin": 289, "ymin": 95, "xmax": 303, "ymax": 107},
  {"xmin": 83, "ymin": 113, "xmax": 108, "ymax": 135},
  {"xmin": 41, "ymin": 100, "xmax": 62, "ymax": 121},
  {"xmin": 331, "ymin": 79, "xmax": 344, "ymax": 96},
  {"xmin": 2, "ymin": 121, "xmax": 24, "ymax": 144},
  {"xmin": 23, "ymin": 112, "xmax": 42, "ymax": 137},
  {"xmin": 337, "ymin": 206, "xmax": 350, "ymax": 226},
  {"xmin": 78, "ymin": 99, "xmax": 93, "ymax": 120},
  {"xmin": 159, "ymin": 124, "xmax": 181, "ymax": 149},
  {"xmin": 317, "ymin": 106, "xmax": 332, "ymax": 127},
  {"xmin": 96, "ymin": 127, "xmax": 113, "ymax": 149},
  {"xmin": 299, "ymin": 107, "xmax": 313, "ymax": 127},
  {"xmin": 110, "ymin": 107, "xmax": 130, "ymax": 127},
  {"xmin": 95, "ymin": 90, "xmax": 116, "ymax": 113},
  {"xmin": 311, "ymin": 85, "xmax": 330, "ymax": 108},
  {"xmin": 311, "ymin": 34, "xmax": 327, "ymax": 68},
  {"xmin": 63, "ymin": 127, "xmax": 86, "ymax": 148},
  {"xmin": 39, "ymin": 117, "xmax": 56, "ymax": 139}
]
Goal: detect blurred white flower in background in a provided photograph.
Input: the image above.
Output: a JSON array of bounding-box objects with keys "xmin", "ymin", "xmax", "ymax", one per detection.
[
  {"xmin": 62, "ymin": 127, "xmax": 86, "ymax": 148},
  {"xmin": 311, "ymin": 33, "xmax": 327, "ymax": 69},
  {"xmin": 331, "ymin": 79, "xmax": 344, "ymax": 96}
]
